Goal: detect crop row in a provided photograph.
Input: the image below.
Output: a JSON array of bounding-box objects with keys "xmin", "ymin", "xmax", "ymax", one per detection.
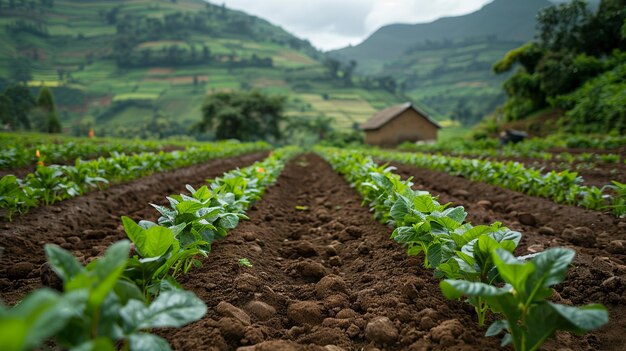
[
  {"xmin": 399, "ymin": 144, "xmax": 623, "ymax": 166},
  {"xmin": 362, "ymin": 148, "xmax": 626, "ymax": 218},
  {"xmin": 0, "ymin": 133, "xmax": 176, "ymax": 169},
  {"xmin": 399, "ymin": 133, "xmax": 626, "ymax": 155},
  {"xmin": 0, "ymin": 146, "xmax": 301, "ymax": 351},
  {"xmin": 0, "ymin": 141, "xmax": 270, "ymax": 220},
  {"xmin": 316, "ymin": 146, "xmax": 608, "ymax": 351}
]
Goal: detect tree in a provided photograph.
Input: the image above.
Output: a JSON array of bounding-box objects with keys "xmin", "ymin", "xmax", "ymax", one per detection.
[
  {"xmin": 3, "ymin": 84, "xmax": 35, "ymax": 129},
  {"xmin": 36, "ymin": 86, "xmax": 61, "ymax": 133},
  {"xmin": 197, "ymin": 90, "xmax": 284, "ymax": 142},
  {"xmin": 0, "ymin": 93, "xmax": 14, "ymax": 127}
]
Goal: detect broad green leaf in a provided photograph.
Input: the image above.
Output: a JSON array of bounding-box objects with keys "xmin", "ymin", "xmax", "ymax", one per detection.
[
  {"xmin": 548, "ymin": 302, "xmax": 608, "ymax": 331},
  {"xmin": 128, "ymin": 333, "xmax": 172, "ymax": 351},
  {"xmin": 413, "ymin": 194, "xmax": 437, "ymax": 213},
  {"xmin": 141, "ymin": 226, "xmax": 176, "ymax": 258},
  {"xmin": 120, "ymin": 290, "xmax": 207, "ymax": 331},
  {"xmin": 390, "ymin": 197, "xmax": 410, "ymax": 222},
  {"xmin": 0, "ymin": 289, "xmax": 81, "ymax": 351},
  {"xmin": 440, "ymin": 280, "xmax": 508, "ymax": 299},
  {"xmin": 528, "ymin": 248, "xmax": 575, "ymax": 289},
  {"xmin": 442, "ymin": 206, "xmax": 467, "ymax": 223},
  {"xmin": 219, "ymin": 213, "xmax": 240, "ymax": 229},
  {"xmin": 493, "ymin": 248, "xmax": 534, "ymax": 293},
  {"xmin": 44, "ymin": 244, "xmax": 84, "ymax": 282}
]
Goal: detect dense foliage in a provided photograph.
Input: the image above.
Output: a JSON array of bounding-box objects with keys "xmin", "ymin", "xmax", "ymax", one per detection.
[
  {"xmin": 198, "ymin": 90, "xmax": 284, "ymax": 142},
  {"xmin": 316, "ymin": 146, "xmax": 608, "ymax": 351},
  {"xmin": 364, "ymin": 148, "xmax": 625, "ymax": 217},
  {"xmin": 494, "ymin": 0, "xmax": 626, "ymax": 133},
  {"xmin": 0, "ymin": 141, "xmax": 269, "ymax": 219}
]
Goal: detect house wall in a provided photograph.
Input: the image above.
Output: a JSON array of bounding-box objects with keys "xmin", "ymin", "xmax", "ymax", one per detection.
[{"xmin": 364, "ymin": 109, "xmax": 438, "ymax": 147}]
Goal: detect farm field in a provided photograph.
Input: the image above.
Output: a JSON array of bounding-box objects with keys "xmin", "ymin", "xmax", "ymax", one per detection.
[{"xmin": 1, "ymin": 145, "xmax": 624, "ymax": 350}]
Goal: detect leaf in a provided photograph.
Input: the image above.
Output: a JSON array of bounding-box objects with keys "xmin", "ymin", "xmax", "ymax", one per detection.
[
  {"xmin": 492, "ymin": 248, "xmax": 535, "ymax": 293},
  {"xmin": 44, "ymin": 244, "xmax": 84, "ymax": 282},
  {"xmin": 413, "ymin": 194, "xmax": 437, "ymax": 213},
  {"xmin": 440, "ymin": 280, "xmax": 508, "ymax": 300},
  {"xmin": 528, "ymin": 248, "xmax": 575, "ymax": 289},
  {"xmin": 128, "ymin": 333, "xmax": 172, "ymax": 351},
  {"xmin": 294, "ymin": 205, "xmax": 309, "ymax": 211},
  {"xmin": 548, "ymin": 302, "xmax": 608, "ymax": 332},
  {"xmin": 218, "ymin": 213, "xmax": 240, "ymax": 229},
  {"xmin": 120, "ymin": 290, "xmax": 207, "ymax": 331},
  {"xmin": 70, "ymin": 338, "xmax": 116, "ymax": 351},
  {"xmin": 485, "ymin": 320, "xmax": 509, "ymax": 337},
  {"xmin": 0, "ymin": 289, "xmax": 81, "ymax": 351}
]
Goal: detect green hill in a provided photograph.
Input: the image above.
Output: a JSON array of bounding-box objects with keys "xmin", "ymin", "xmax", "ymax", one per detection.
[
  {"xmin": 0, "ymin": 0, "xmax": 403, "ymax": 137},
  {"xmin": 329, "ymin": 0, "xmax": 597, "ymax": 124}
]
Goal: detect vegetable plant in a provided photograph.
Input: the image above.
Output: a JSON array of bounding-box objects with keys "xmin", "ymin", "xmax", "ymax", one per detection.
[{"xmin": 441, "ymin": 248, "xmax": 608, "ymax": 351}]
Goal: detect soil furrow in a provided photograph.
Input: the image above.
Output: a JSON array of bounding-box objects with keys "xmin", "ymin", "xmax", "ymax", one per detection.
[
  {"xmin": 0, "ymin": 151, "xmax": 268, "ymax": 304},
  {"xmin": 389, "ymin": 161, "xmax": 626, "ymax": 351},
  {"xmin": 160, "ymin": 153, "xmax": 500, "ymax": 350}
]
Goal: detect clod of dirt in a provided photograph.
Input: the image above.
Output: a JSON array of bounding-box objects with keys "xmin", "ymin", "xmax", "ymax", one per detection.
[
  {"xmin": 66, "ymin": 236, "xmax": 81, "ymax": 244},
  {"xmin": 607, "ymin": 240, "xmax": 626, "ymax": 254},
  {"xmin": 315, "ymin": 208, "xmax": 332, "ymax": 223},
  {"xmin": 416, "ymin": 308, "xmax": 439, "ymax": 330},
  {"xmin": 217, "ymin": 301, "xmax": 251, "ymax": 326},
  {"xmin": 82, "ymin": 229, "xmax": 109, "ymax": 239},
  {"xmin": 40, "ymin": 262, "xmax": 63, "ymax": 291},
  {"xmin": 329, "ymin": 256, "xmax": 342, "ymax": 267},
  {"xmin": 451, "ymin": 189, "xmax": 470, "ymax": 198},
  {"xmin": 235, "ymin": 273, "xmax": 261, "ymax": 293},
  {"xmin": 218, "ymin": 317, "xmax": 247, "ymax": 341},
  {"xmin": 336, "ymin": 308, "xmax": 358, "ymax": 319},
  {"xmin": 364, "ymin": 316, "xmax": 399, "ymax": 345},
  {"xmin": 476, "ymin": 200, "xmax": 492, "ymax": 208},
  {"xmin": 324, "ymin": 245, "xmax": 338, "ymax": 257},
  {"xmin": 242, "ymin": 232, "xmax": 256, "ymax": 242},
  {"xmin": 323, "ymin": 294, "xmax": 350, "ymax": 310},
  {"xmin": 400, "ymin": 276, "xmax": 425, "ymax": 299},
  {"xmin": 517, "ymin": 212, "xmax": 538, "ymax": 226},
  {"xmin": 295, "ymin": 241, "xmax": 318, "ymax": 257},
  {"xmin": 429, "ymin": 319, "xmax": 464, "ymax": 347},
  {"xmin": 289, "ymin": 260, "xmax": 329, "ymax": 282},
  {"xmin": 237, "ymin": 340, "xmax": 319, "ymax": 351},
  {"xmin": 245, "ymin": 300, "xmax": 277, "ymax": 321},
  {"xmin": 344, "ymin": 226, "xmax": 363, "ymax": 238},
  {"xmin": 287, "ymin": 300, "xmax": 324, "ymax": 326},
  {"xmin": 538, "ymin": 226, "xmax": 556, "ymax": 235},
  {"xmin": 346, "ymin": 324, "xmax": 360, "ymax": 338},
  {"xmin": 562, "ymin": 227, "xmax": 596, "ymax": 247},
  {"xmin": 316, "ymin": 275, "xmax": 348, "ymax": 298},
  {"xmin": 6, "ymin": 261, "xmax": 34, "ymax": 280},
  {"xmin": 296, "ymin": 326, "xmax": 350, "ymax": 346},
  {"xmin": 242, "ymin": 326, "xmax": 265, "ymax": 345}
]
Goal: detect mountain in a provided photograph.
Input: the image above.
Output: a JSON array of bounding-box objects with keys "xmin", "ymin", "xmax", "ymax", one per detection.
[
  {"xmin": 330, "ymin": 0, "xmax": 599, "ymax": 124},
  {"xmin": 0, "ymin": 0, "xmax": 403, "ymax": 137},
  {"xmin": 333, "ymin": 0, "xmax": 552, "ymax": 63}
]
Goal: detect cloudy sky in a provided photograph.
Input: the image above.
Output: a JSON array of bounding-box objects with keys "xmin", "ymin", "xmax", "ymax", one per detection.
[{"xmin": 212, "ymin": 0, "xmax": 494, "ymax": 51}]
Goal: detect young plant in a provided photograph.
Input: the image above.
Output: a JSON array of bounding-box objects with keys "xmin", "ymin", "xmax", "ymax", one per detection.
[
  {"xmin": 440, "ymin": 248, "xmax": 608, "ymax": 351},
  {"xmin": 0, "ymin": 240, "xmax": 207, "ymax": 351}
]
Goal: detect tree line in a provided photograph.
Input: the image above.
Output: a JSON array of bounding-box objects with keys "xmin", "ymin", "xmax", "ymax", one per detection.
[
  {"xmin": 0, "ymin": 83, "xmax": 61, "ymax": 133},
  {"xmin": 493, "ymin": 0, "xmax": 626, "ymax": 133}
]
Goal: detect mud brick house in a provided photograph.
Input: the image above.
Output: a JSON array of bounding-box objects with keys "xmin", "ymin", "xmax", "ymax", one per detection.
[{"xmin": 361, "ymin": 102, "xmax": 441, "ymax": 147}]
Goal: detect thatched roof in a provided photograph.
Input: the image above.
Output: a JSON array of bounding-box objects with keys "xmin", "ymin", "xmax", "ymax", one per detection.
[{"xmin": 361, "ymin": 102, "xmax": 441, "ymax": 131}]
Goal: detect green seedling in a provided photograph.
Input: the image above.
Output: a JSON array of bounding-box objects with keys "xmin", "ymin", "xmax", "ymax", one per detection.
[{"xmin": 238, "ymin": 258, "xmax": 253, "ymax": 268}]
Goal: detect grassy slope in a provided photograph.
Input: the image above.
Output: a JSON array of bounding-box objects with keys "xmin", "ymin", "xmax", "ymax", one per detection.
[
  {"xmin": 0, "ymin": 0, "xmax": 402, "ymax": 132},
  {"xmin": 330, "ymin": 0, "xmax": 555, "ymax": 120}
]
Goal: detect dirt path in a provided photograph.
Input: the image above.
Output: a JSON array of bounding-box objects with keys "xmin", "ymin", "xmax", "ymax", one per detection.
[
  {"xmin": 389, "ymin": 161, "xmax": 626, "ymax": 351},
  {"xmin": 159, "ymin": 153, "xmax": 501, "ymax": 350},
  {"xmin": 0, "ymin": 151, "xmax": 268, "ymax": 304}
]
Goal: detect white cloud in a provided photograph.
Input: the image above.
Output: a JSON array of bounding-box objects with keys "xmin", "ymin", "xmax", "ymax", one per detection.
[{"xmin": 212, "ymin": 0, "xmax": 493, "ymax": 51}]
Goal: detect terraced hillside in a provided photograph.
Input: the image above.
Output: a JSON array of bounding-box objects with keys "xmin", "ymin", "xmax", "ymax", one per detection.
[{"xmin": 0, "ymin": 0, "xmax": 403, "ymax": 135}]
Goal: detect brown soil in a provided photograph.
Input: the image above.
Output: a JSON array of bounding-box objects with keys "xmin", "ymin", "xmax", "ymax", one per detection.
[
  {"xmin": 158, "ymin": 153, "xmax": 500, "ymax": 350},
  {"xmin": 389, "ymin": 161, "xmax": 626, "ymax": 351},
  {"xmin": 1, "ymin": 152, "xmax": 624, "ymax": 350},
  {"xmin": 0, "ymin": 151, "xmax": 268, "ymax": 304}
]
